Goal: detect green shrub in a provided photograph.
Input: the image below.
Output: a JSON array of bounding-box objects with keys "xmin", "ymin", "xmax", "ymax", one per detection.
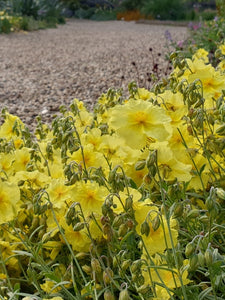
[
  {"xmin": 141, "ymin": 0, "xmax": 186, "ymax": 20},
  {"xmin": 0, "ymin": 16, "xmax": 11, "ymax": 33},
  {"xmin": 90, "ymin": 8, "xmax": 117, "ymax": 21},
  {"xmin": 200, "ymin": 9, "xmax": 217, "ymax": 21}
]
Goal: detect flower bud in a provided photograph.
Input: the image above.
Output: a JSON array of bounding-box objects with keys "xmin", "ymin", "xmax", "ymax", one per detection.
[
  {"xmin": 119, "ymin": 288, "xmax": 130, "ymax": 300},
  {"xmin": 141, "ymin": 221, "xmax": 150, "ymax": 237},
  {"xmin": 148, "ymin": 165, "xmax": 156, "ymax": 177},
  {"xmin": 215, "ymin": 187, "xmax": 225, "ymax": 200},
  {"xmin": 187, "ymin": 209, "xmax": 199, "ymax": 219},
  {"xmin": 135, "ymin": 160, "xmax": 146, "ymax": 171},
  {"xmin": 121, "ymin": 259, "xmax": 132, "ymax": 272},
  {"xmin": 125, "ymin": 196, "xmax": 133, "ymax": 210},
  {"xmin": 204, "ymin": 248, "xmax": 213, "ymax": 266},
  {"xmin": 73, "ymin": 222, "xmax": 85, "ymax": 231},
  {"xmin": 189, "ymin": 254, "xmax": 198, "ymax": 270},
  {"xmin": 185, "ymin": 242, "xmax": 195, "ymax": 258},
  {"xmin": 146, "ymin": 150, "xmax": 157, "ymax": 169},
  {"xmin": 152, "ymin": 215, "xmax": 160, "ymax": 231},
  {"xmin": 143, "ymin": 173, "xmax": 152, "ymax": 184},
  {"xmin": 113, "ymin": 256, "xmax": 118, "ymax": 268},
  {"xmin": 173, "ymin": 202, "xmax": 183, "ymax": 218},
  {"xmin": 205, "ymin": 196, "xmax": 214, "ymax": 211},
  {"xmin": 112, "ymin": 215, "xmax": 123, "ymax": 228},
  {"xmin": 91, "ymin": 258, "xmax": 102, "ymax": 274},
  {"xmin": 104, "ymin": 290, "xmax": 115, "ymax": 300},
  {"xmin": 103, "ymin": 267, "xmax": 114, "ymax": 285},
  {"xmin": 130, "ymin": 260, "xmax": 142, "ymax": 273},
  {"xmin": 137, "ymin": 284, "xmax": 150, "ymax": 294},
  {"xmin": 82, "ymin": 264, "xmax": 92, "ymax": 274},
  {"xmin": 118, "ymin": 224, "xmax": 128, "ymax": 237},
  {"xmin": 198, "ymin": 251, "xmax": 205, "ymax": 267},
  {"xmin": 75, "ymin": 252, "xmax": 89, "ymax": 260}
]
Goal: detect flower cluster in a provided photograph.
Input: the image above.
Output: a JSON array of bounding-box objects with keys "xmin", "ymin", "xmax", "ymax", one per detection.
[{"xmin": 0, "ymin": 44, "xmax": 225, "ymax": 299}]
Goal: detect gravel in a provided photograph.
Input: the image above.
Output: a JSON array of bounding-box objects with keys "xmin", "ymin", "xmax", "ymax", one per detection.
[{"xmin": 0, "ymin": 19, "xmax": 188, "ymax": 130}]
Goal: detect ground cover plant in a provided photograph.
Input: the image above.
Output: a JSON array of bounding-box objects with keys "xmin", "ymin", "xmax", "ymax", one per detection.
[
  {"xmin": 0, "ymin": 31, "xmax": 225, "ymax": 298},
  {"xmin": 0, "ymin": 0, "xmax": 65, "ymax": 33}
]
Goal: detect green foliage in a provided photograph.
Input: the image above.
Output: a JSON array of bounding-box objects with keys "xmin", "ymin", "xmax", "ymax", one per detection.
[
  {"xmin": 90, "ymin": 8, "xmax": 117, "ymax": 21},
  {"xmin": 187, "ymin": 17, "xmax": 225, "ymax": 65},
  {"xmin": 0, "ymin": 16, "xmax": 11, "ymax": 32},
  {"xmin": 140, "ymin": 0, "xmax": 186, "ymax": 20},
  {"xmin": 118, "ymin": 0, "xmax": 145, "ymax": 11},
  {"xmin": 199, "ymin": 9, "xmax": 217, "ymax": 21},
  {"xmin": 0, "ymin": 0, "xmax": 65, "ymax": 33}
]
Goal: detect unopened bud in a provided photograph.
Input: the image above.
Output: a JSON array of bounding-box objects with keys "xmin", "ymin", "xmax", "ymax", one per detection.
[
  {"xmin": 91, "ymin": 258, "xmax": 102, "ymax": 274},
  {"xmin": 74, "ymin": 251, "xmax": 88, "ymax": 261},
  {"xmin": 135, "ymin": 160, "xmax": 146, "ymax": 171},
  {"xmin": 130, "ymin": 260, "xmax": 142, "ymax": 273},
  {"xmin": 216, "ymin": 188, "xmax": 225, "ymax": 200},
  {"xmin": 118, "ymin": 224, "xmax": 128, "ymax": 237},
  {"xmin": 185, "ymin": 242, "xmax": 195, "ymax": 258},
  {"xmin": 198, "ymin": 251, "xmax": 205, "ymax": 267},
  {"xmin": 121, "ymin": 259, "xmax": 132, "ymax": 272},
  {"xmin": 187, "ymin": 209, "xmax": 199, "ymax": 219},
  {"xmin": 141, "ymin": 221, "xmax": 150, "ymax": 237},
  {"xmin": 125, "ymin": 196, "xmax": 133, "ymax": 210},
  {"xmin": 148, "ymin": 165, "xmax": 156, "ymax": 177},
  {"xmin": 173, "ymin": 202, "xmax": 183, "ymax": 217},
  {"xmin": 146, "ymin": 150, "xmax": 157, "ymax": 168},
  {"xmin": 205, "ymin": 248, "xmax": 213, "ymax": 266},
  {"xmin": 73, "ymin": 222, "xmax": 84, "ymax": 231},
  {"xmin": 82, "ymin": 264, "xmax": 92, "ymax": 274},
  {"xmin": 189, "ymin": 254, "xmax": 198, "ymax": 270},
  {"xmin": 104, "ymin": 290, "xmax": 115, "ymax": 300},
  {"xmin": 103, "ymin": 267, "xmax": 114, "ymax": 285},
  {"xmin": 152, "ymin": 215, "xmax": 160, "ymax": 231},
  {"xmin": 137, "ymin": 284, "xmax": 150, "ymax": 294},
  {"xmin": 112, "ymin": 215, "xmax": 123, "ymax": 228},
  {"xmin": 119, "ymin": 288, "xmax": 130, "ymax": 300}
]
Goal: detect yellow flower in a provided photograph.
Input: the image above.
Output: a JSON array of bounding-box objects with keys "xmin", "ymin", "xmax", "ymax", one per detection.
[
  {"xmin": 60, "ymin": 218, "xmax": 91, "ymax": 252},
  {"xmin": 149, "ymin": 143, "xmax": 192, "ymax": 182},
  {"xmin": 159, "ymin": 90, "xmax": 188, "ymax": 124},
  {"xmin": 0, "ymin": 181, "xmax": 20, "ymax": 224},
  {"xmin": 0, "ymin": 240, "xmax": 18, "ymax": 270},
  {"xmin": 81, "ymin": 128, "xmax": 102, "ymax": 151},
  {"xmin": 69, "ymin": 143, "xmax": 106, "ymax": 170},
  {"xmin": 135, "ymin": 202, "xmax": 178, "ymax": 255},
  {"xmin": 219, "ymin": 44, "xmax": 225, "ymax": 55},
  {"xmin": 0, "ymin": 152, "xmax": 14, "ymax": 177},
  {"xmin": 42, "ymin": 241, "xmax": 62, "ymax": 260},
  {"xmin": 134, "ymin": 88, "xmax": 155, "ymax": 101},
  {"xmin": 111, "ymin": 187, "xmax": 143, "ymax": 214},
  {"xmin": 46, "ymin": 178, "xmax": 73, "ymax": 209},
  {"xmin": 70, "ymin": 180, "xmax": 108, "ymax": 217},
  {"xmin": 12, "ymin": 147, "xmax": 31, "ymax": 172},
  {"xmin": 11, "ymin": 170, "xmax": 51, "ymax": 188},
  {"xmin": 0, "ymin": 113, "xmax": 24, "ymax": 139},
  {"xmin": 185, "ymin": 59, "xmax": 225, "ymax": 107},
  {"xmin": 142, "ymin": 261, "xmax": 191, "ymax": 300},
  {"xmin": 193, "ymin": 48, "xmax": 209, "ymax": 63},
  {"xmin": 108, "ymin": 100, "xmax": 172, "ymax": 149},
  {"xmin": 40, "ymin": 279, "xmax": 61, "ymax": 293},
  {"xmin": 218, "ymin": 59, "xmax": 225, "ymax": 71},
  {"xmin": 75, "ymin": 110, "xmax": 93, "ymax": 134}
]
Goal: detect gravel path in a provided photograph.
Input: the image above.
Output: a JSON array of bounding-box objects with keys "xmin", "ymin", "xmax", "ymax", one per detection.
[{"xmin": 0, "ymin": 19, "xmax": 188, "ymax": 130}]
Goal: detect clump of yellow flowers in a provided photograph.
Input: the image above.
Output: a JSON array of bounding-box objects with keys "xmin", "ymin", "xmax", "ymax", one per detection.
[{"xmin": 0, "ymin": 44, "xmax": 225, "ymax": 299}]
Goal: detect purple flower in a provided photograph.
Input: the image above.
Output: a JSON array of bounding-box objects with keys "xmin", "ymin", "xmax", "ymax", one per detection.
[{"xmin": 165, "ymin": 30, "xmax": 172, "ymax": 42}]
